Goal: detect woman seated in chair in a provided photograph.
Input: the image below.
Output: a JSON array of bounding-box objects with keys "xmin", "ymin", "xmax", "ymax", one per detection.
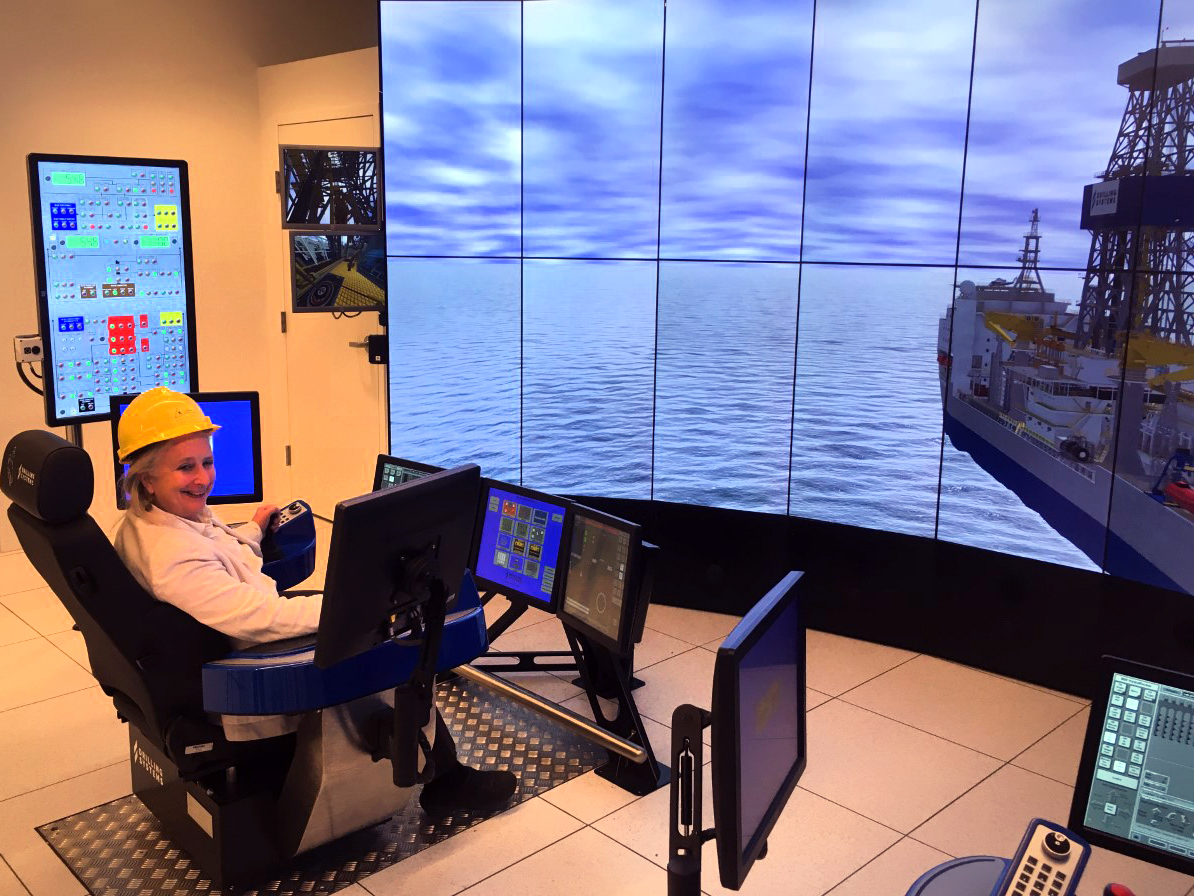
[{"xmin": 111, "ymin": 386, "xmax": 515, "ymax": 818}]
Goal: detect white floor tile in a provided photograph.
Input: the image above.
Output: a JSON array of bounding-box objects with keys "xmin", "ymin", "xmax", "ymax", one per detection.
[
  {"xmin": 628, "ymin": 647, "xmax": 716, "ymax": 731},
  {"xmin": 632, "ymin": 626, "xmax": 692, "ymax": 671},
  {"xmin": 843, "ymin": 655, "xmax": 1084, "ymax": 760},
  {"xmin": 911, "ymin": 764, "xmax": 1074, "ymax": 859},
  {"xmin": 0, "ymin": 605, "xmax": 37, "ymax": 649},
  {"xmin": 362, "ymin": 798, "xmax": 582, "ymax": 896},
  {"xmin": 0, "ymin": 688, "xmax": 129, "ymax": 802},
  {"xmin": 0, "ymin": 762, "xmax": 129, "ymax": 896},
  {"xmin": 0, "ymin": 588, "xmax": 74, "ymax": 638},
  {"xmin": 486, "ymin": 617, "xmax": 571, "ymax": 654},
  {"xmin": 0, "ymin": 855, "xmax": 31, "ymax": 896},
  {"xmin": 1012, "ymin": 708, "xmax": 1090, "ymax": 786},
  {"xmin": 457, "ymin": 826, "xmax": 667, "ymax": 896},
  {"xmin": 0, "ymin": 555, "xmax": 44, "ymax": 598},
  {"xmin": 806, "ymin": 629, "xmax": 917, "ymax": 697},
  {"xmin": 645, "ymin": 603, "xmax": 739, "ymax": 647},
  {"xmin": 44, "ymin": 631, "xmax": 90, "ymax": 675},
  {"xmin": 800, "ymin": 700, "xmax": 1001, "ymax": 833},
  {"xmin": 0, "ymin": 640, "xmax": 95, "ymax": 713},
  {"xmin": 537, "ymin": 767, "xmax": 645, "ymax": 825},
  {"xmin": 480, "ymin": 594, "xmax": 542, "ymax": 635},
  {"xmin": 808, "ymin": 688, "xmax": 832, "ymax": 711},
  {"xmin": 558, "ymin": 692, "xmax": 675, "ymax": 770},
  {"xmin": 826, "ymin": 836, "xmax": 954, "ymax": 896}
]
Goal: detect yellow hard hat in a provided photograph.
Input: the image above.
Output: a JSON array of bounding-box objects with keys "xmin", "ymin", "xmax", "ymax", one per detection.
[{"xmin": 116, "ymin": 387, "xmax": 219, "ymax": 462}]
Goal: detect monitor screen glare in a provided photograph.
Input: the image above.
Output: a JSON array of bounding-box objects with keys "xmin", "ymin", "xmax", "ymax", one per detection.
[
  {"xmin": 562, "ymin": 513, "xmax": 631, "ymax": 645},
  {"xmin": 1074, "ymin": 663, "xmax": 1194, "ymax": 870},
  {"xmin": 473, "ymin": 485, "xmax": 567, "ymax": 608}
]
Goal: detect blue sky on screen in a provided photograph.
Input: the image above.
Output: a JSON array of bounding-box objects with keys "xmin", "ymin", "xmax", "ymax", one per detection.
[{"xmin": 380, "ymin": 0, "xmax": 1175, "ymax": 266}]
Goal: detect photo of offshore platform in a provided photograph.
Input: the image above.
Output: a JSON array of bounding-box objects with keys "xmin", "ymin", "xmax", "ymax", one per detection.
[{"xmin": 939, "ymin": 41, "xmax": 1194, "ymax": 594}]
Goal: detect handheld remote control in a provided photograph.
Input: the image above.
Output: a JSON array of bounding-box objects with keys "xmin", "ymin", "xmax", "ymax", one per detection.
[{"xmin": 994, "ymin": 818, "xmax": 1090, "ymax": 896}]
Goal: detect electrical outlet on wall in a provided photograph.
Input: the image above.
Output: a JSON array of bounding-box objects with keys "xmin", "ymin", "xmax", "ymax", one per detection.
[{"xmin": 13, "ymin": 335, "xmax": 43, "ymax": 363}]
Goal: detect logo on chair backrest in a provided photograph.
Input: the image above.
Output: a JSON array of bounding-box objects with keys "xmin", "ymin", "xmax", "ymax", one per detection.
[
  {"xmin": 17, "ymin": 465, "xmax": 35, "ymax": 487},
  {"xmin": 132, "ymin": 740, "xmax": 164, "ymax": 786}
]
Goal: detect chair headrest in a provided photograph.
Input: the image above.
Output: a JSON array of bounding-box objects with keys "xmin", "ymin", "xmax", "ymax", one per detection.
[{"xmin": 2, "ymin": 430, "xmax": 93, "ymax": 523}]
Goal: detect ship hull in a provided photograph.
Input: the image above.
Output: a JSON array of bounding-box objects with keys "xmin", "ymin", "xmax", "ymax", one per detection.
[{"xmin": 944, "ymin": 392, "xmax": 1192, "ymax": 594}]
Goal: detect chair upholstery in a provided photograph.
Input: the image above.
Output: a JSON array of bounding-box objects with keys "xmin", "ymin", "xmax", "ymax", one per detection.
[{"xmin": 1, "ymin": 430, "xmax": 266, "ymax": 776}]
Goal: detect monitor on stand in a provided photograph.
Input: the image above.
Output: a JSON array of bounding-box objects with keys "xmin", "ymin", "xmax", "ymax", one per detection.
[
  {"xmin": 668, "ymin": 570, "xmax": 806, "ymax": 894},
  {"xmin": 1069, "ymin": 656, "xmax": 1194, "ymax": 877},
  {"xmin": 372, "ymin": 454, "xmax": 443, "ymax": 491},
  {"xmin": 28, "ymin": 153, "xmax": 199, "ymax": 427},
  {"xmin": 470, "ymin": 479, "xmax": 572, "ymax": 614}
]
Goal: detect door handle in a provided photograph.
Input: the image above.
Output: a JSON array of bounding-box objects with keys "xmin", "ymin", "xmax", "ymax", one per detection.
[{"xmin": 348, "ymin": 340, "xmax": 369, "ymax": 349}]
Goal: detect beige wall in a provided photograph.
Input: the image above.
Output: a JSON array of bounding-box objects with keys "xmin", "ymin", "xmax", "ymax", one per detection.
[{"xmin": 0, "ymin": 1, "xmax": 376, "ymax": 549}]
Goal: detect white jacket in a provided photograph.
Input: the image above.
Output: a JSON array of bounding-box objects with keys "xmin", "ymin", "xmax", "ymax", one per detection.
[{"xmin": 112, "ymin": 503, "xmax": 322, "ymax": 649}]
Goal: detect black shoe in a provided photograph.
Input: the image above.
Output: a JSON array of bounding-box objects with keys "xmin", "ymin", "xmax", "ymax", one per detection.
[{"xmin": 419, "ymin": 764, "xmax": 518, "ymax": 819}]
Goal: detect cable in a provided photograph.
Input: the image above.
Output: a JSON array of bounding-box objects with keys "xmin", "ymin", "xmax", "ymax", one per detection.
[{"xmin": 16, "ymin": 362, "xmax": 43, "ymax": 396}]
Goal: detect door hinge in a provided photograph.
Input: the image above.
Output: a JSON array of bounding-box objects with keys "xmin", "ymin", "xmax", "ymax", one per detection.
[
  {"xmin": 275, "ymin": 170, "xmax": 281, "ymax": 194},
  {"xmin": 285, "ymin": 445, "xmax": 292, "ymax": 466},
  {"xmin": 280, "ymin": 311, "xmax": 287, "ymax": 334}
]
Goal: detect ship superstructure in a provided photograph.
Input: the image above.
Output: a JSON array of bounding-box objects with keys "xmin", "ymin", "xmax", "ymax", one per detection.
[{"xmin": 939, "ymin": 43, "xmax": 1194, "ymax": 594}]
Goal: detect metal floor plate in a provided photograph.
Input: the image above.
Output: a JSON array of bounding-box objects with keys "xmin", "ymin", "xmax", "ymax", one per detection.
[{"xmin": 38, "ymin": 679, "xmax": 602, "ymax": 895}]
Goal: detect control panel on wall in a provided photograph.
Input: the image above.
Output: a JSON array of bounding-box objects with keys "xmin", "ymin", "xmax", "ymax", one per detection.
[{"xmin": 28, "ymin": 153, "xmax": 199, "ymax": 426}]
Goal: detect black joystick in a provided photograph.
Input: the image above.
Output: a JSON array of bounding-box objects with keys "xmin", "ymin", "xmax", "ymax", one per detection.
[{"xmin": 1042, "ymin": 831, "xmax": 1071, "ymax": 859}]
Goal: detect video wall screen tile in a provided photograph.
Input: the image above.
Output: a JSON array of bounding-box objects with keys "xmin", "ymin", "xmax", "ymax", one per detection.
[
  {"xmin": 935, "ymin": 265, "xmax": 1107, "ymax": 571},
  {"xmin": 522, "ymin": 260, "xmax": 655, "ymax": 498},
  {"xmin": 956, "ymin": 1, "xmax": 1161, "ymax": 269},
  {"xmin": 386, "ymin": 259, "xmax": 520, "ymax": 482},
  {"xmin": 658, "ymin": 0, "xmax": 812, "ymax": 262},
  {"xmin": 522, "ymin": 0, "xmax": 664, "ymax": 259},
  {"xmin": 800, "ymin": 0, "xmax": 973, "ymax": 266},
  {"xmin": 379, "ymin": 1, "xmax": 521, "ymax": 257},
  {"xmin": 653, "ymin": 262, "xmax": 798, "ymax": 514},
  {"xmin": 788, "ymin": 264, "xmax": 954, "ymax": 536}
]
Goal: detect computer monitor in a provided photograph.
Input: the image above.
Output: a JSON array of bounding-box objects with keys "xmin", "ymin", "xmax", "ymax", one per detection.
[
  {"xmin": 280, "ymin": 146, "xmax": 379, "ymax": 230},
  {"xmin": 315, "ymin": 464, "xmax": 481, "ymax": 669},
  {"xmin": 711, "ymin": 570, "xmax": 806, "ymax": 890},
  {"xmin": 470, "ymin": 479, "xmax": 572, "ymax": 613},
  {"xmin": 289, "ymin": 232, "xmax": 386, "ymax": 313},
  {"xmin": 109, "ymin": 392, "xmax": 263, "ymax": 509},
  {"xmin": 557, "ymin": 505, "xmax": 645, "ymax": 657},
  {"xmin": 373, "ymin": 454, "xmax": 443, "ymax": 492},
  {"xmin": 1069, "ymin": 656, "xmax": 1194, "ymax": 876},
  {"xmin": 27, "ymin": 153, "xmax": 199, "ymax": 427}
]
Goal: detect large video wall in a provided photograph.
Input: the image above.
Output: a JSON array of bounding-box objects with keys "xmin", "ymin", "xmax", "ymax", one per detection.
[{"xmin": 380, "ymin": 0, "xmax": 1194, "ymax": 597}]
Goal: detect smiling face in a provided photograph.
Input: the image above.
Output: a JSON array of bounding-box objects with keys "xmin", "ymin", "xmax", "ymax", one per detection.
[{"xmin": 145, "ymin": 432, "xmax": 216, "ymax": 522}]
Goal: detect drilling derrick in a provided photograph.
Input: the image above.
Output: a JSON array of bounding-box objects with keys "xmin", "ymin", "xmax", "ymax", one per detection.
[
  {"xmin": 1075, "ymin": 42, "xmax": 1194, "ymax": 352},
  {"xmin": 1074, "ymin": 42, "xmax": 1194, "ymax": 471}
]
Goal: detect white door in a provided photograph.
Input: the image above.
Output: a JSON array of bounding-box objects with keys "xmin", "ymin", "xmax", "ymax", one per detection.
[{"xmin": 277, "ymin": 115, "xmax": 385, "ymax": 518}]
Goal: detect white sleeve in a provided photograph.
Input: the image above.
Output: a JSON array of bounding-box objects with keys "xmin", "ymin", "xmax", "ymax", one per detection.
[{"xmin": 145, "ymin": 540, "xmax": 321, "ymax": 644}]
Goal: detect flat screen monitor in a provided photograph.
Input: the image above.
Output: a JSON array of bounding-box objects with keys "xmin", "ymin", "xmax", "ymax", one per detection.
[
  {"xmin": 373, "ymin": 454, "xmax": 444, "ymax": 491},
  {"xmin": 27, "ymin": 153, "xmax": 199, "ymax": 427},
  {"xmin": 109, "ymin": 392, "xmax": 262, "ymax": 509},
  {"xmin": 290, "ymin": 232, "xmax": 386, "ymax": 312},
  {"xmin": 315, "ymin": 464, "xmax": 481, "ymax": 669},
  {"xmin": 280, "ymin": 146, "xmax": 379, "ymax": 230},
  {"xmin": 711, "ymin": 570, "xmax": 806, "ymax": 891},
  {"xmin": 1070, "ymin": 656, "xmax": 1194, "ymax": 876},
  {"xmin": 471, "ymin": 479, "xmax": 571, "ymax": 613},
  {"xmin": 557, "ymin": 505, "xmax": 644, "ymax": 656}
]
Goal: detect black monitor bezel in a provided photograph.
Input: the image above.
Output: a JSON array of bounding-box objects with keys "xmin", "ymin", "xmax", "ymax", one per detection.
[
  {"xmin": 372, "ymin": 453, "xmax": 445, "ymax": 491},
  {"xmin": 711, "ymin": 570, "xmax": 806, "ymax": 891},
  {"xmin": 470, "ymin": 478, "xmax": 573, "ymax": 614},
  {"xmin": 279, "ymin": 144, "xmax": 381, "ymax": 232},
  {"xmin": 108, "ymin": 391, "xmax": 263, "ymax": 510},
  {"xmin": 557, "ymin": 503, "xmax": 644, "ymax": 657},
  {"xmin": 27, "ymin": 152, "xmax": 200, "ymax": 428},
  {"xmin": 315, "ymin": 463, "xmax": 481, "ymax": 669},
  {"xmin": 288, "ymin": 230, "xmax": 387, "ymax": 313},
  {"xmin": 1069, "ymin": 655, "xmax": 1194, "ymax": 876}
]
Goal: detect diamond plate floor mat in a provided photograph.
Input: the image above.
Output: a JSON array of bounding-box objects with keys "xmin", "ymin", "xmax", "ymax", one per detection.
[{"xmin": 38, "ymin": 678, "xmax": 602, "ymax": 895}]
